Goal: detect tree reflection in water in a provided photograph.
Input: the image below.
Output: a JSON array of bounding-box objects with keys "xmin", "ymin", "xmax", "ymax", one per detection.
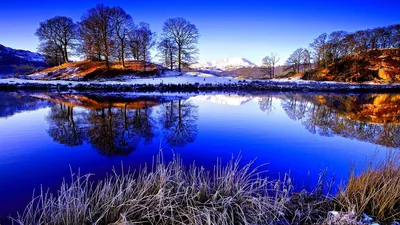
[
  {"xmin": 159, "ymin": 99, "xmax": 198, "ymax": 147},
  {"xmin": 47, "ymin": 104, "xmax": 85, "ymax": 147},
  {"xmin": 42, "ymin": 94, "xmax": 198, "ymax": 156},
  {"xmin": 2, "ymin": 91, "xmax": 399, "ymax": 155},
  {"xmin": 280, "ymin": 94, "xmax": 400, "ymax": 148}
]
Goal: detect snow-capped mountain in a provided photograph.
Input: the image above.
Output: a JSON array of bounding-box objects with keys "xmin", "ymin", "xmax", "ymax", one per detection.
[
  {"xmin": 0, "ymin": 44, "xmax": 46, "ymax": 75},
  {"xmin": 191, "ymin": 57, "xmax": 257, "ymax": 71}
]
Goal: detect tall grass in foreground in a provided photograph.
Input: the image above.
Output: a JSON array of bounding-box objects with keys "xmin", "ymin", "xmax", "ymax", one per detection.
[
  {"xmin": 337, "ymin": 152, "xmax": 400, "ymax": 223},
  {"xmin": 10, "ymin": 152, "xmax": 333, "ymax": 225}
]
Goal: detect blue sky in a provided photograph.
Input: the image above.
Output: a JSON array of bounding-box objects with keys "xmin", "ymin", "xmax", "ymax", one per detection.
[{"xmin": 0, "ymin": 0, "xmax": 399, "ymax": 64}]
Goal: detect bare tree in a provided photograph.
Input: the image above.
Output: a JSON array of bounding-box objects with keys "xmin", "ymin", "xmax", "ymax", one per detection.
[
  {"xmin": 78, "ymin": 15, "xmax": 102, "ymax": 61},
  {"xmin": 162, "ymin": 18, "xmax": 200, "ymax": 72},
  {"xmin": 35, "ymin": 16, "xmax": 77, "ymax": 65},
  {"xmin": 261, "ymin": 56, "xmax": 273, "ymax": 78},
  {"xmin": 38, "ymin": 41, "xmax": 63, "ymax": 65},
  {"xmin": 302, "ymin": 49, "xmax": 312, "ymax": 72},
  {"xmin": 157, "ymin": 38, "xmax": 177, "ymax": 70},
  {"xmin": 327, "ymin": 31, "xmax": 348, "ymax": 64},
  {"xmin": 80, "ymin": 4, "xmax": 115, "ymax": 69},
  {"xmin": 111, "ymin": 7, "xmax": 133, "ymax": 68},
  {"xmin": 129, "ymin": 22, "xmax": 155, "ymax": 70},
  {"xmin": 286, "ymin": 48, "xmax": 304, "ymax": 73},
  {"xmin": 269, "ymin": 53, "xmax": 280, "ymax": 78},
  {"xmin": 262, "ymin": 53, "xmax": 280, "ymax": 79},
  {"xmin": 310, "ymin": 33, "xmax": 327, "ymax": 69}
]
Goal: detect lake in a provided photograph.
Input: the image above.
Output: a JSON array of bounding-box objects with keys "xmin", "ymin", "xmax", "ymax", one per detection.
[{"xmin": 0, "ymin": 91, "xmax": 397, "ymax": 220}]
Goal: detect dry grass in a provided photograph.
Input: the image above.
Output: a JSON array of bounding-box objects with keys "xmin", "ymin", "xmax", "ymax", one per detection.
[
  {"xmin": 336, "ymin": 151, "xmax": 400, "ymax": 223},
  {"xmin": 9, "ymin": 152, "xmax": 333, "ymax": 225}
]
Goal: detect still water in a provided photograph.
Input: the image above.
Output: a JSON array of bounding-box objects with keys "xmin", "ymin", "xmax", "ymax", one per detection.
[{"xmin": 0, "ymin": 91, "xmax": 398, "ymax": 219}]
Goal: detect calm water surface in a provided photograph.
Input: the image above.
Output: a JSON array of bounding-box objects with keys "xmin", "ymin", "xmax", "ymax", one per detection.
[{"xmin": 0, "ymin": 91, "xmax": 398, "ymax": 219}]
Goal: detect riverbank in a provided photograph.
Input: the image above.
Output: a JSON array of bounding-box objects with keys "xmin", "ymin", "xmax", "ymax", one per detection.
[
  {"xmin": 1, "ymin": 75, "xmax": 400, "ymax": 93},
  {"xmin": 8, "ymin": 151, "xmax": 399, "ymax": 225}
]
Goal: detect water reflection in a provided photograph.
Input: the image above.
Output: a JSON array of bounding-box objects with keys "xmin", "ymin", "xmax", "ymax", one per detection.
[
  {"xmin": 280, "ymin": 94, "xmax": 400, "ymax": 148},
  {"xmin": 160, "ymin": 100, "xmax": 198, "ymax": 147},
  {"xmin": 47, "ymin": 104, "xmax": 85, "ymax": 147},
  {"xmin": 27, "ymin": 93, "xmax": 198, "ymax": 156},
  {"xmin": 0, "ymin": 92, "xmax": 51, "ymax": 118},
  {"xmin": 1, "ymin": 91, "xmax": 400, "ymax": 154}
]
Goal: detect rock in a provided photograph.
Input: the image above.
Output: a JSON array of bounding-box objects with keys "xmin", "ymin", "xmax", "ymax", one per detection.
[
  {"xmin": 328, "ymin": 211, "xmax": 339, "ymax": 217},
  {"xmin": 378, "ymin": 68, "xmax": 394, "ymax": 80}
]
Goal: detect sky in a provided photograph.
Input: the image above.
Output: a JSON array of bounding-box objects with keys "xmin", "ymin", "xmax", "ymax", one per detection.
[{"xmin": 0, "ymin": 0, "xmax": 400, "ymax": 64}]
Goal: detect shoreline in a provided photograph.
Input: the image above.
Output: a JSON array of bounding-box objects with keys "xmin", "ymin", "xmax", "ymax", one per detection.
[{"xmin": 1, "ymin": 77, "xmax": 400, "ymax": 93}]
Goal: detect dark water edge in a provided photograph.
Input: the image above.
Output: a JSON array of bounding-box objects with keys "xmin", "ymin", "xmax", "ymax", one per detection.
[{"xmin": 1, "ymin": 79, "xmax": 400, "ymax": 92}]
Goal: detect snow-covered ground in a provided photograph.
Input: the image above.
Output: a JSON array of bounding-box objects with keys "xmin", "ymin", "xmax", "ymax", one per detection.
[
  {"xmin": 1, "ymin": 72, "xmax": 399, "ymax": 92},
  {"xmin": 0, "ymin": 73, "xmax": 242, "ymax": 87}
]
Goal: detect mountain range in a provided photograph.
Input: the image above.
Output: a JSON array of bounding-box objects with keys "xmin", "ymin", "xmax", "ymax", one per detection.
[
  {"xmin": 0, "ymin": 44, "xmax": 46, "ymax": 76},
  {"xmin": 190, "ymin": 57, "xmax": 257, "ymax": 71}
]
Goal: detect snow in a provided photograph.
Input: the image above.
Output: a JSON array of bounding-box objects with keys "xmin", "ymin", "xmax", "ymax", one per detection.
[
  {"xmin": 2, "ymin": 72, "xmax": 400, "ymax": 92},
  {"xmin": 191, "ymin": 57, "xmax": 257, "ymax": 71},
  {"xmin": 0, "ymin": 73, "xmax": 241, "ymax": 87}
]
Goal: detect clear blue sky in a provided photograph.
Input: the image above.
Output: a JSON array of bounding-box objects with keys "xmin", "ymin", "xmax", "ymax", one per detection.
[{"xmin": 1, "ymin": 0, "xmax": 399, "ymax": 64}]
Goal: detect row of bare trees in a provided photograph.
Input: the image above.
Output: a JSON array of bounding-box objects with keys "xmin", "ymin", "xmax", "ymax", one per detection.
[
  {"xmin": 35, "ymin": 4, "xmax": 200, "ymax": 72},
  {"xmin": 285, "ymin": 24, "xmax": 400, "ymax": 73}
]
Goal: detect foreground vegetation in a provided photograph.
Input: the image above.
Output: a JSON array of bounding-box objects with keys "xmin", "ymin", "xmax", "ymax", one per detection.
[{"xmin": 9, "ymin": 151, "xmax": 400, "ymax": 225}]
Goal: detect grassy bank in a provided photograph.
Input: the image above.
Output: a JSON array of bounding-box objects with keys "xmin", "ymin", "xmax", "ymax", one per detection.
[{"xmin": 9, "ymin": 152, "xmax": 400, "ymax": 225}]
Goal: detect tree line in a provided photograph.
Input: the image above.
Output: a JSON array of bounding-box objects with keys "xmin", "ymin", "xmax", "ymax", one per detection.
[
  {"xmin": 35, "ymin": 4, "xmax": 200, "ymax": 72},
  {"xmin": 285, "ymin": 24, "xmax": 400, "ymax": 73}
]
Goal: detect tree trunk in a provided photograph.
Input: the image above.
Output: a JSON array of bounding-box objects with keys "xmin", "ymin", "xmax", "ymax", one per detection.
[
  {"xmin": 143, "ymin": 51, "xmax": 146, "ymax": 71},
  {"xmin": 59, "ymin": 46, "xmax": 65, "ymax": 65},
  {"xmin": 63, "ymin": 45, "xmax": 69, "ymax": 63},
  {"xmin": 178, "ymin": 46, "xmax": 182, "ymax": 72},
  {"xmin": 170, "ymin": 51, "xmax": 173, "ymax": 70},
  {"xmin": 272, "ymin": 64, "xmax": 275, "ymax": 78},
  {"xmin": 120, "ymin": 38, "xmax": 125, "ymax": 68}
]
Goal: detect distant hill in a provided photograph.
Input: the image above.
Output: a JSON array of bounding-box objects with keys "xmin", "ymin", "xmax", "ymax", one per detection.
[
  {"xmin": 191, "ymin": 57, "xmax": 257, "ymax": 72},
  {"xmin": 0, "ymin": 44, "xmax": 47, "ymax": 76},
  {"xmin": 303, "ymin": 49, "xmax": 400, "ymax": 82}
]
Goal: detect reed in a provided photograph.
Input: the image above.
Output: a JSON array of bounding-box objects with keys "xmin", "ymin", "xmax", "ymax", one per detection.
[
  {"xmin": 336, "ymin": 151, "xmax": 400, "ymax": 223},
  {"xmin": 10, "ymin": 152, "xmax": 333, "ymax": 225}
]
